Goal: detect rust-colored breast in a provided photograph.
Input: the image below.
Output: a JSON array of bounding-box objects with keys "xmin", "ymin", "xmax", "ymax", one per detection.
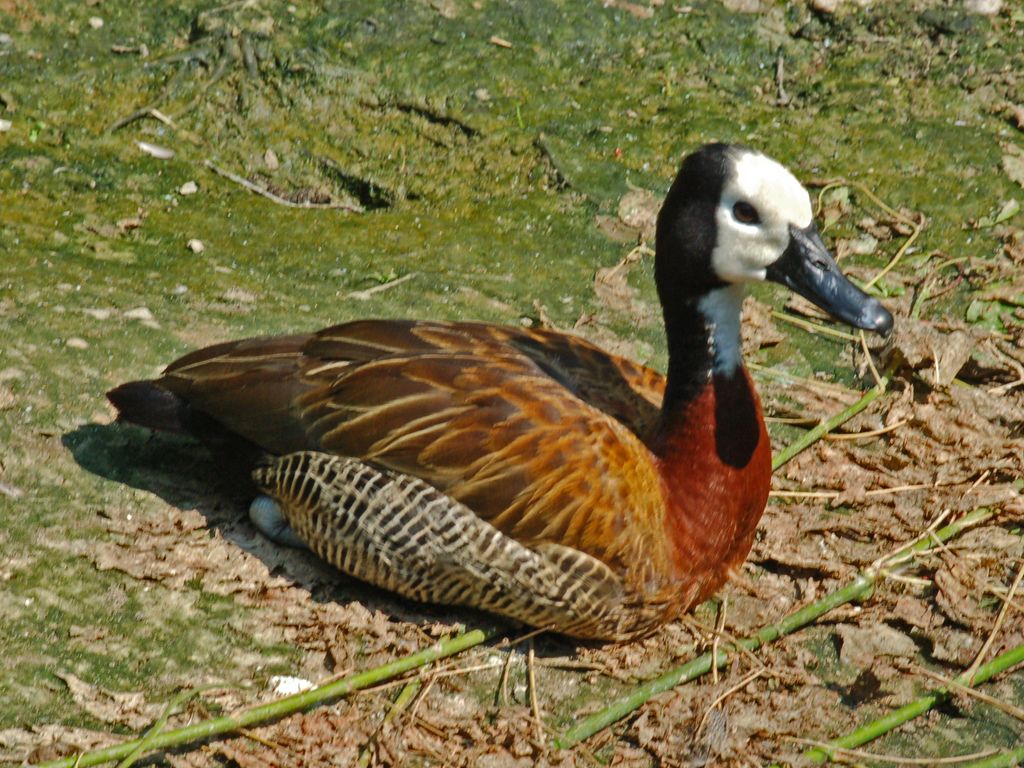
[{"xmin": 652, "ymin": 368, "xmax": 772, "ymax": 616}]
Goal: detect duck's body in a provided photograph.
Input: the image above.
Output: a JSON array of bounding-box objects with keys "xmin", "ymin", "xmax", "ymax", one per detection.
[{"xmin": 109, "ymin": 144, "xmax": 891, "ymax": 641}]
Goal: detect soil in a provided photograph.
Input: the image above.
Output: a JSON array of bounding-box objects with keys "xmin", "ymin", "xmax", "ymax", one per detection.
[{"xmin": 1, "ymin": 1, "xmax": 1022, "ymax": 766}]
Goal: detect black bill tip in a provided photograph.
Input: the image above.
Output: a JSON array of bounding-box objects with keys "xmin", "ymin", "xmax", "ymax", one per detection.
[
  {"xmin": 858, "ymin": 296, "xmax": 894, "ymax": 337},
  {"xmin": 767, "ymin": 223, "xmax": 894, "ymax": 337}
]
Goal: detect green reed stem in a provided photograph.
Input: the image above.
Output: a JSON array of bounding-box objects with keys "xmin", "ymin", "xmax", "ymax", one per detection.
[
  {"xmin": 34, "ymin": 629, "xmax": 492, "ymax": 768},
  {"xmin": 772, "ymin": 374, "xmax": 889, "ymax": 471},
  {"xmin": 805, "ymin": 640, "xmax": 1024, "ymax": 763},
  {"xmin": 554, "ymin": 508, "xmax": 994, "ymax": 749}
]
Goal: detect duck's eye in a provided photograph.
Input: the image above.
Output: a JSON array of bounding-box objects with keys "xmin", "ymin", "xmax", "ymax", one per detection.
[{"xmin": 732, "ymin": 201, "xmax": 760, "ymax": 225}]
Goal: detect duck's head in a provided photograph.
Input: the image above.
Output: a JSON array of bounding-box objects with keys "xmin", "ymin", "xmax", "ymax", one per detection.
[{"xmin": 655, "ymin": 143, "xmax": 893, "ymax": 336}]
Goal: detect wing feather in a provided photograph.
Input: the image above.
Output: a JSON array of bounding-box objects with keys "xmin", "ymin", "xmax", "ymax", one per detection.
[{"xmin": 153, "ymin": 320, "xmax": 673, "ymax": 594}]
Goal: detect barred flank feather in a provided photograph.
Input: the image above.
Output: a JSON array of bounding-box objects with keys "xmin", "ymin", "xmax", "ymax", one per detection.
[{"xmin": 253, "ymin": 451, "xmax": 664, "ymax": 641}]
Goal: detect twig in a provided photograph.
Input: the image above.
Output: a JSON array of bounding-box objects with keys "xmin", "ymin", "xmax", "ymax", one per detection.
[
  {"xmin": 748, "ymin": 362, "xmax": 857, "ymax": 397},
  {"xmin": 114, "ymin": 687, "xmax": 209, "ymax": 768},
  {"xmin": 866, "ymin": 211, "xmax": 924, "ymax": 289},
  {"xmin": 824, "ymin": 418, "xmax": 908, "ymax": 441},
  {"xmin": 811, "ymin": 178, "xmax": 924, "ymax": 289},
  {"xmin": 814, "ymin": 179, "xmax": 919, "ymax": 228},
  {"xmin": 347, "ymin": 273, "xmax": 417, "ymax": 300},
  {"xmin": 710, "ymin": 598, "xmax": 727, "ymax": 685},
  {"xmin": 356, "ymin": 677, "xmax": 422, "ymax": 768},
  {"xmin": 957, "ymin": 746, "xmax": 1024, "ymax": 768},
  {"xmin": 204, "ymin": 160, "xmax": 364, "ymax": 211},
  {"xmin": 601, "ymin": 243, "xmax": 653, "ymax": 281},
  {"xmin": 553, "ymin": 508, "xmax": 994, "ymax": 749},
  {"xmin": 964, "ymin": 560, "xmax": 1024, "ymax": 683},
  {"xmin": 682, "ymin": 616, "xmax": 769, "ymax": 673},
  {"xmin": 770, "ymin": 310, "xmax": 859, "ymax": 342},
  {"xmin": 695, "ymin": 668, "xmax": 766, "ymax": 740},
  {"xmin": 237, "ymin": 726, "xmax": 287, "ymax": 751},
  {"xmin": 107, "ymin": 107, "xmax": 161, "ymax": 132},
  {"xmin": 913, "ymin": 666, "xmax": 1024, "ymax": 723},
  {"xmin": 407, "ymin": 674, "xmax": 436, "ymax": 722},
  {"xmin": 859, "ymin": 330, "xmax": 883, "ymax": 387},
  {"xmin": 985, "ymin": 340, "xmax": 1024, "ymax": 395},
  {"xmin": 792, "ymin": 738, "xmax": 1000, "ymax": 765},
  {"xmin": 771, "ymin": 363, "xmax": 894, "ymax": 471},
  {"xmin": 769, "ymin": 483, "xmax": 932, "ymax": 500},
  {"xmin": 527, "ymin": 638, "xmax": 543, "ymax": 743},
  {"xmin": 36, "ymin": 629, "xmax": 494, "ymax": 768},
  {"xmin": 498, "ymin": 649, "xmax": 514, "ymax": 706}
]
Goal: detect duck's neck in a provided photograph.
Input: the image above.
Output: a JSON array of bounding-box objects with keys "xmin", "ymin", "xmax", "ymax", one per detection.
[
  {"xmin": 652, "ymin": 285, "xmax": 770, "ymax": 597},
  {"xmin": 659, "ymin": 285, "xmax": 746, "ymax": 423}
]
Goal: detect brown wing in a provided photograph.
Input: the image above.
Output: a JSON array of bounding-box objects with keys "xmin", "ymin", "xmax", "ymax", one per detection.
[{"xmin": 156, "ymin": 320, "xmax": 673, "ymax": 593}]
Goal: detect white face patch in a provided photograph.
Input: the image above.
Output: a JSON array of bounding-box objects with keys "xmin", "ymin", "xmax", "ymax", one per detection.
[{"xmin": 710, "ymin": 149, "xmax": 814, "ymax": 284}]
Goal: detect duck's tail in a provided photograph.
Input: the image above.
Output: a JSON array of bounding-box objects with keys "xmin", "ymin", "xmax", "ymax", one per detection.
[{"xmin": 106, "ymin": 380, "xmax": 191, "ymax": 434}]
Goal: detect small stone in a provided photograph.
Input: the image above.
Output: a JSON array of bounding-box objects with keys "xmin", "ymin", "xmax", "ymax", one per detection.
[
  {"xmin": 178, "ymin": 180, "xmax": 198, "ymax": 195},
  {"xmin": 474, "ymin": 88, "xmax": 491, "ymax": 102},
  {"xmin": 0, "ymin": 119, "xmax": 10, "ymax": 132},
  {"xmin": 187, "ymin": 238, "xmax": 205, "ymax": 254},
  {"xmin": 720, "ymin": 0, "xmax": 760, "ymax": 10},
  {"xmin": 0, "ymin": 33, "xmax": 12, "ymax": 45},
  {"xmin": 137, "ymin": 141, "xmax": 174, "ymax": 160},
  {"xmin": 88, "ymin": 16, "xmax": 104, "ymax": 29},
  {"xmin": 263, "ymin": 148, "xmax": 279, "ymax": 170},
  {"xmin": 268, "ymin": 676, "xmax": 313, "ymax": 696},
  {"xmin": 123, "ymin": 307, "xmax": 155, "ymax": 322},
  {"xmin": 965, "ymin": 0, "xmax": 1002, "ymax": 14},
  {"xmin": 66, "ymin": 337, "xmax": 89, "ymax": 349},
  {"xmin": 811, "ymin": 0, "xmax": 841, "ymax": 12}
]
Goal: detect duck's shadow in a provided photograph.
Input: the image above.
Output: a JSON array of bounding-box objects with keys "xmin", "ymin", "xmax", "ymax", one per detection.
[{"xmin": 64, "ymin": 422, "xmax": 544, "ymax": 645}]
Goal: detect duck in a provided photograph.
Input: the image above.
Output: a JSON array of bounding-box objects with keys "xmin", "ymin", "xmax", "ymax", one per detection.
[{"xmin": 108, "ymin": 143, "xmax": 893, "ymax": 642}]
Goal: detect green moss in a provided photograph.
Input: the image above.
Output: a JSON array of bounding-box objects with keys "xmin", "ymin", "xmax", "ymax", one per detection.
[{"xmin": 1, "ymin": 0, "xmax": 1019, "ymax": 745}]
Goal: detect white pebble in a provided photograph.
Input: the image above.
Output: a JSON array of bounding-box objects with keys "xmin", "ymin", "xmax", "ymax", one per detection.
[
  {"xmin": 88, "ymin": 16, "xmax": 104, "ymax": 29},
  {"xmin": 137, "ymin": 141, "xmax": 174, "ymax": 160},
  {"xmin": 179, "ymin": 180, "xmax": 198, "ymax": 195},
  {"xmin": 965, "ymin": 0, "xmax": 1002, "ymax": 14},
  {"xmin": 66, "ymin": 337, "xmax": 89, "ymax": 349},
  {"xmin": 269, "ymin": 675, "xmax": 314, "ymax": 696},
  {"xmin": 187, "ymin": 238, "xmax": 205, "ymax": 254},
  {"xmin": 123, "ymin": 307, "xmax": 155, "ymax": 321}
]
